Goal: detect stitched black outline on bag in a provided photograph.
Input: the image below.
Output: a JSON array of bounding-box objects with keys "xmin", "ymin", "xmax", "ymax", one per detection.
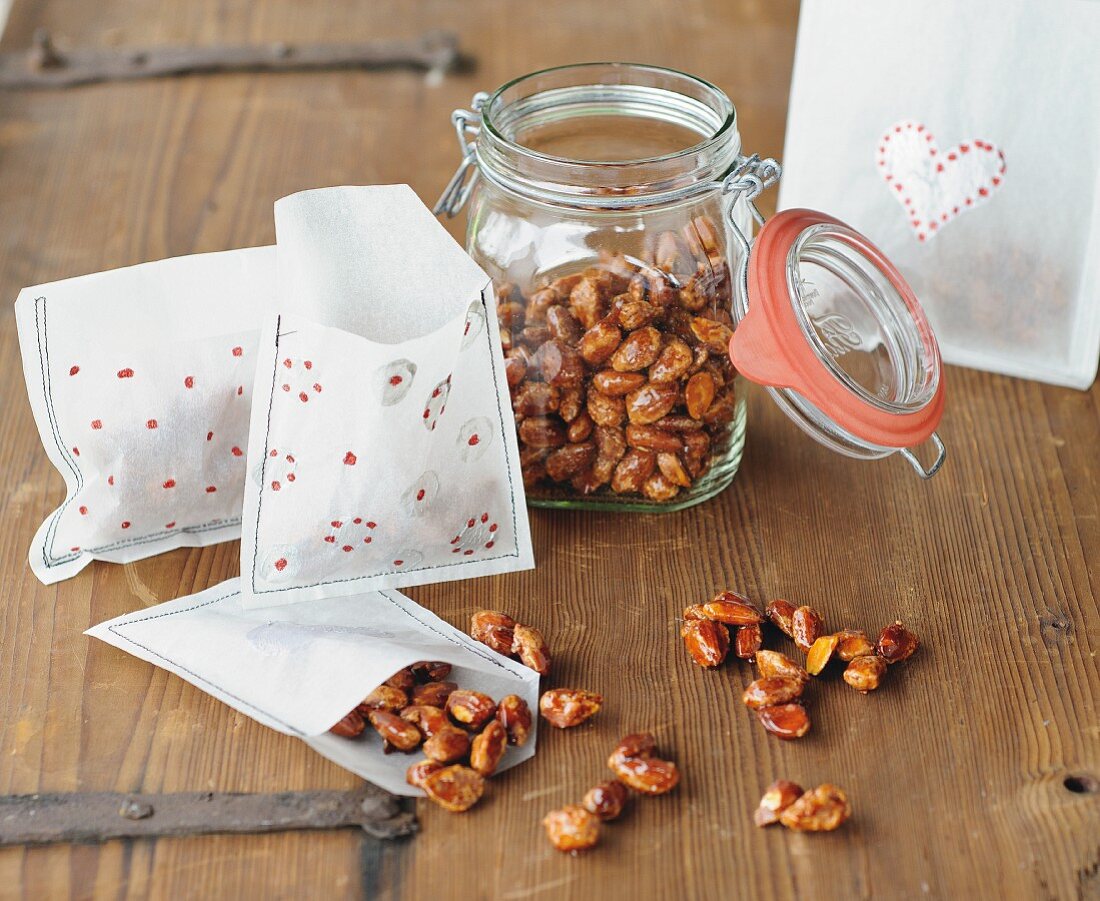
[{"xmin": 34, "ymin": 296, "xmax": 242, "ymax": 569}]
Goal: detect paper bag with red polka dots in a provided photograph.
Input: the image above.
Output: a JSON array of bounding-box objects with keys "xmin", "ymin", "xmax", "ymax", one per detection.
[
  {"xmin": 238, "ymin": 186, "xmax": 533, "ymax": 607},
  {"xmin": 15, "ymin": 246, "xmax": 276, "ymax": 584}
]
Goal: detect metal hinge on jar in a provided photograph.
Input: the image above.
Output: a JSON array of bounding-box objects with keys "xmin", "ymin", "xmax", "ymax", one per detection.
[{"xmin": 434, "ymin": 91, "xmax": 489, "ymax": 217}]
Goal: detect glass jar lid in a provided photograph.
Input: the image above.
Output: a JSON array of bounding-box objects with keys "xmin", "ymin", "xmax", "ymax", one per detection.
[{"xmin": 729, "ymin": 207, "xmax": 946, "ymax": 478}]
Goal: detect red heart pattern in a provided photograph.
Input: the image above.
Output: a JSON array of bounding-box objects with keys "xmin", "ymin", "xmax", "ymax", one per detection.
[{"xmin": 876, "ymin": 119, "xmax": 1006, "ymax": 242}]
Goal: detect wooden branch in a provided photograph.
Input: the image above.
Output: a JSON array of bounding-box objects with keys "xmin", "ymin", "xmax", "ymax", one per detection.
[{"xmin": 0, "ymin": 28, "xmax": 468, "ymax": 89}]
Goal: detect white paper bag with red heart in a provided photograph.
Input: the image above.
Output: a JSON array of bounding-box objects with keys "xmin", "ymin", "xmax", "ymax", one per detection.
[
  {"xmin": 238, "ymin": 185, "xmax": 533, "ymax": 608},
  {"xmin": 778, "ymin": 0, "xmax": 1100, "ymax": 389}
]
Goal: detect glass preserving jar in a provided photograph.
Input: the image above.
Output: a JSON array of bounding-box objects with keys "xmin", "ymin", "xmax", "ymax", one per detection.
[{"xmin": 437, "ymin": 63, "xmax": 946, "ymax": 512}]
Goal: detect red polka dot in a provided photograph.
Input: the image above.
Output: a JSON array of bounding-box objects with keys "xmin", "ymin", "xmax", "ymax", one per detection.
[
  {"xmin": 282, "ymin": 384, "xmax": 291, "ymax": 393},
  {"xmin": 486, "ymin": 541, "xmax": 495, "ymax": 549},
  {"xmin": 184, "ymin": 376, "xmax": 195, "ymax": 389},
  {"xmin": 978, "ymin": 187, "xmax": 989, "ymax": 197},
  {"xmin": 207, "ymin": 431, "xmax": 214, "ymax": 441},
  {"xmin": 274, "ymin": 557, "xmax": 288, "ymax": 571},
  {"xmin": 343, "ymin": 451, "xmax": 357, "ymax": 465},
  {"xmin": 205, "ymin": 485, "xmax": 217, "ymax": 493},
  {"xmin": 117, "ymin": 368, "xmax": 134, "ymax": 379},
  {"xmin": 91, "ymin": 419, "xmax": 102, "ymax": 430},
  {"xmin": 468, "ymin": 434, "xmax": 480, "ymax": 446},
  {"xmin": 947, "ymin": 152, "xmax": 957, "ymax": 161},
  {"xmin": 121, "ymin": 521, "xmax": 131, "ymax": 529},
  {"xmin": 283, "ymin": 359, "xmax": 293, "ymax": 369},
  {"xmin": 232, "ymin": 346, "xmax": 243, "ymax": 357},
  {"xmin": 299, "ymin": 392, "xmax": 309, "ymax": 403},
  {"xmin": 324, "ymin": 535, "xmax": 335, "ymax": 543},
  {"xmin": 353, "ymin": 517, "xmax": 362, "ymax": 525},
  {"xmin": 79, "ymin": 506, "xmax": 88, "ymax": 515},
  {"xmin": 237, "ymin": 386, "xmax": 244, "ymax": 396},
  {"xmin": 165, "ymin": 521, "xmax": 176, "ymax": 529},
  {"xmin": 163, "ymin": 479, "xmax": 176, "ymax": 489},
  {"xmin": 394, "ymin": 559, "xmax": 404, "ymax": 566},
  {"xmin": 389, "ymin": 375, "xmax": 403, "ymax": 386},
  {"xmin": 366, "ymin": 521, "xmax": 376, "ymax": 529},
  {"xmin": 272, "ymin": 481, "xmax": 282, "ymax": 491},
  {"xmin": 432, "ymin": 388, "xmax": 441, "ymax": 398},
  {"xmin": 463, "ymin": 549, "xmax": 474, "ymax": 556},
  {"xmin": 313, "ymin": 383, "xmax": 322, "ymax": 393},
  {"xmin": 286, "ymin": 455, "xmax": 295, "ymax": 464},
  {"xmin": 342, "ymin": 545, "xmax": 353, "ymax": 553},
  {"xmin": 146, "ymin": 419, "xmax": 158, "ymax": 429},
  {"xmin": 72, "ymin": 447, "xmax": 80, "ymax": 456},
  {"xmin": 332, "ymin": 520, "xmax": 343, "ymax": 528},
  {"xmin": 69, "ymin": 366, "xmax": 80, "ymax": 376},
  {"xmin": 422, "ymin": 410, "xmax": 430, "ymax": 419},
  {"xmin": 489, "ymin": 523, "xmax": 498, "ymax": 532},
  {"xmin": 231, "ymin": 446, "xmax": 243, "ymax": 457},
  {"xmin": 364, "ymin": 536, "xmax": 372, "ymax": 544},
  {"xmin": 304, "ymin": 361, "xmax": 313, "ymax": 370},
  {"xmin": 480, "ymin": 512, "xmax": 489, "ymax": 523},
  {"xmin": 287, "ymin": 473, "xmax": 296, "ymax": 482},
  {"xmin": 108, "ymin": 475, "xmax": 114, "ymax": 486},
  {"xmin": 71, "ymin": 546, "xmax": 80, "ymax": 552},
  {"xmin": 416, "ymin": 489, "xmax": 425, "ymax": 501},
  {"xmin": 960, "ymin": 143, "xmax": 970, "ymax": 153},
  {"xmin": 467, "ymin": 518, "xmax": 475, "ymax": 527}
]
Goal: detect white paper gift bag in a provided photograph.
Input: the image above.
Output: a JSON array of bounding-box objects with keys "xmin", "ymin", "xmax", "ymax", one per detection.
[
  {"xmin": 87, "ymin": 578, "xmax": 540, "ymax": 797},
  {"xmin": 779, "ymin": 0, "xmax": 1100, "ymax": 388},
  {"xmin": 239, "ymin": 186, "xmax": 533, "ymax": 608},
  {"xmin": 15, "ymin": 247, "xmax": 275, "ymax": 583}
]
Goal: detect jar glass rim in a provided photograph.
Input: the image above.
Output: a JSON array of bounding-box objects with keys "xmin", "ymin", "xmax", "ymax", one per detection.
[{"xmin": 481, "ymin": 62, "xmax": 738, "ymax": 169}]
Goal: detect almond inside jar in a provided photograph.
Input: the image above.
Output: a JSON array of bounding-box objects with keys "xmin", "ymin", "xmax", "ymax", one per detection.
[{"xmin": 501, "ymin": 221, "xmax": 738, "ymax": 506}]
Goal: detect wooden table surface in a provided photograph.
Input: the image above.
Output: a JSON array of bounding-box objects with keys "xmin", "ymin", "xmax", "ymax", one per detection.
[{"xmin": 1, "ymin": 1, "xmax": 1097, "ymax": 898}]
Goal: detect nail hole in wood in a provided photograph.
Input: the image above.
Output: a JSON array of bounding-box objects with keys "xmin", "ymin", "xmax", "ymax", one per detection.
[{"xmin": 1063, "ymin": 774, "xmax": 1099, "ymax": 795}]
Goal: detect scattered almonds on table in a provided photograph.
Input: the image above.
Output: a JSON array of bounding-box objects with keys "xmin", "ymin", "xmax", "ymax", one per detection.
[{"xmin": 755, "ymin": 780, "xmax": 852, "ymax": 832}]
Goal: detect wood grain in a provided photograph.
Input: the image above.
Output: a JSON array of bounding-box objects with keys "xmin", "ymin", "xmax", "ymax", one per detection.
[{"xmin": 0, "ymin": 1, "xmax": 1097, "ymax": 898}]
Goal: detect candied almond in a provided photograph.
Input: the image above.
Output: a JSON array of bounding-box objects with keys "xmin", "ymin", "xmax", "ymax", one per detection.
[
  {"xmin": 805, "ymin": 634, "xmax": 839, "ymax": 676},
  {"xmin": 539, "ymin": 688, "xmax": 603, "ymax": 729},
  {"xmin": 446, "ymin": 689, "xmax": 497, "ymax": 730},
  {"xmin": 735, "ymin": 624, "xmax": 763, "ymax": 660},
  {"xmin": 593, "ymin": 370, "xmax": 647, "ymax": 396},
  {"xmin": 422, "ymin": 723, "xmax": 471, "ymax": 764},
  {"xmin": 877, "ymin": 622, "xmax": 920, "ymax": 663},
  {"xmin": 406, "ymin": 760, "xmax": 444, "ymax": 789},
  {"xmin": 643, "ymin": 472, "xmax": 680, "ymax": 501},
  {"xmin": 359, "ymin": 684, "xmax": 408, "ymax": 713},
  {"xmin": 757, "ymin": 703, "xmax": 811, "ymax": 740},
  {"xmin": 609, "ymin": 753, "xmax": 681, "ymax": 795},
  {"xmin": 470, "ymin": 721, "xmax": 508, "ymax": 776},
  {"xmin": 422, "ymin": 765, "xmax": 485, "ymax": 813},
  {"xmin": 648, "ymin": 337, "xmax": 694, "ymax": 384},
  {"xmin": 329, "ymin": 710, "xmax": 366, "ymax": 738},
  {"xmin": 765, "ymin": 600, "xmax": 797, "ymax": 638},
  {"xmin": 470, "ymin": 610, "xmax": 516, "ymax": 656},
  {"xmin": 367, "ymin": 710, "xmax": 422, "ymax": 752},
  {"xmin": 834, "ymin": 630, "xmax": 875, "ymax": 662},
  {"xmin": 496, "ymin": 694, "xmax": 533, "ymax": 747},
  {"xmin": 411, "ymin": 661, "xmax": 452, "ymax": 682},
  {"xmin": 610, "ymin": 326, "xmax": 662, "ymax": 372},
  {"xmin": 779, "ymin": 784, "xmax": 851, "ymax": 832},
  {"xmin": 611, "ymin": 448, "xmax": 656, "ymax": 494},
  {"xmin": 543, "ymin": 804, "xmax": 600, "ymax": 853},
  {"xmin": 754, "ymin": 779, "xmax": 804, "ymax": 827},
  {"xmin": 400, "ymin": 705, "xmax": 448, "ymax": 737},
  {"xmin": 583, "ymin": 781, "xmax": 630, "ymax": 821},
  {"xmin": 792, "ymin": 605, "xmax": 826, "ymax": 652},
  {"xmin": 681, "ymin": 619, "xmax": 730, "ymax": 668},
  {"xmin": 625, "ymin": 382, "xmax": 680, "ymax": 426},
  {"xmin": 755, "ymin": 650, "xmax": 809, "ymax": 684},
  {"xmin": 657, "ymin": 452, "xmax": 693, "ymax": 488},
  {"xmin": 384, "ymin": 668, "xmax": 415, "ymax": 692},
  {"xmin": 843, "ymin": 655, "xmax": 888, "ymax": 692},
  {"xmin": 702, "ymin": 592, "xmax": 763, "ymax": 625},
  {"xmin": 614, "ymin": 732, "xmax": 658, "ymax": 759},
  {"xmin": 512, "ymin": 624, "xmax": 552, "ymax": 676},
  {"xmin": 742, "ymin": 676, "xmax": 805, "ymax": 710},
  {"xmin": 684, "ymin": 371, "xmax": 716, "ymax": 419}
]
